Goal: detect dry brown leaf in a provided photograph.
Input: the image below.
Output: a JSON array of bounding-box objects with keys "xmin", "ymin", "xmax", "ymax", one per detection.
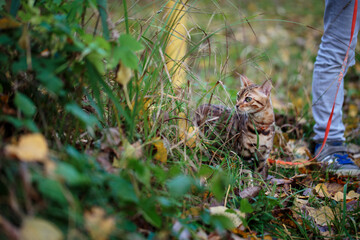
[
  {"xmin": 152, "ymin": 137, "xmax": 167, "ymax": 163},
  {"xmin": 307, "ymin": 206, "xmax": 335, "ymax": 226},
  {"xmin": 239, "ymin": 186, "xmax": 261, "ymax": 199},
  {"xmin": 332, "ymin": 190, "xmax": 360, "ymax": 201},
  {"xmin": 20, "ymin": 217, "xmax": 63, "ymax": 240},
  {"xmin": 270, "ymin": 178, "xmax": 293, "ymax": 185},
  {"xmin": 314, "ymin": 183, "xmax": 330, "ymax": 198},
  {"xmin": 5, "ymin": 134, "xmax": 49, "ymax": 162},
  {"xmin": 84, "ymin": 207, "xmax": 115, "ymax": 240},
  {"xmin": 293, "ymin": 197, "xmax": 308, "ymax": 210},
  {"xmin": 324, "ymin": 182, "xmax": 344, "ymax": 195},
  {"xmin": 101, "ymin": 128, "xmax": 122, "ymax": 150},
  {"xmin": 347, "ymin": 190, "xmax": 360, "ymax": 199},
  {"xmin": 0, "ymin": 17, "xmax": 21, "ymax": 29},
  {"xmin": 331, "ymin": 191, "xmax": 345, "ymax": 202}
]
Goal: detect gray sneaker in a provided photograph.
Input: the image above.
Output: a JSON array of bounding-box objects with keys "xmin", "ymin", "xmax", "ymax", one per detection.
[{"xmin": 315, "ymin": 142, "xmax": 360, "ymax": 176}]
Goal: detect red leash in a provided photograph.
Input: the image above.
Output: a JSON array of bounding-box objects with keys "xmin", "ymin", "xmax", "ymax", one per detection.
[{"xmin": 268, "ymin": 0, "xmax": 358, "ymax": 166}]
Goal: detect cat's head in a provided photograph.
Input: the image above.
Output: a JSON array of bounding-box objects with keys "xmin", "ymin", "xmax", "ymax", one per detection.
[{"xmin": 236, "ymin": 75, "xmax": 272, "ymax": 114}]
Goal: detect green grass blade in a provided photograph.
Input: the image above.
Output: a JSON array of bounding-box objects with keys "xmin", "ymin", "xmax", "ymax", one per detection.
[{"xmin": 97, "ymin": 0, "xmax": 109, "ymax": 40}]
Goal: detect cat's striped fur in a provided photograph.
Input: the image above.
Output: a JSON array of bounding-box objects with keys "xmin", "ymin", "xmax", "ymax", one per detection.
[{"xmin": 194, "ymin": 76, "xmax": 275, "ymax": 170}]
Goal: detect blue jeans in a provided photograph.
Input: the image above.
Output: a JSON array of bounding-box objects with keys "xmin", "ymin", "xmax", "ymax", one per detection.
[{"xmin": 312, "ymin": 0, "xmax": 360, "ymax": 142}]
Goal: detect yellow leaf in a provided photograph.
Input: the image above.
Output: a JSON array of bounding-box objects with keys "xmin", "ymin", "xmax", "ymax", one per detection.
[
  {"xmin": 0, "ymin": 17, "xmax": 21, "ymax": 29},
  {"xmin": 347, "ymin": 190, "xmax": 360, "ymax": 199},
  {"xmin": 115, "ymin": 61, "xmax": 132, "ymax": 86},
  {"xmin": 152, "ymin": 137, "xmax": 167, "ymax": 163},
  {"xmin": 331, "ymin": 191, "xmax": 345, "ymax": 202},
  {"xmin": 332, "ymin": 190, "xmax": 360, "ymax": 201},
  {"xmin": 164, "ymin": 0, "xmax": 188, "ymax": 88},
  {"xmin": 5, "ymin": 133, "xmax": 48, "ymax": 162},
  {"xmin": 307, "ymin": 206, "xmax": 335, "ymax": 226},
  {"xmin": 314, "ymin": 183, "xmax": 330, "ymax": 198},
  {"xmin": 348, "ymin": 104, "xmax": 358, "ymax": 118},
  {"xmin": 178, "ymin": 112, "xmax": 198, "ymax": 148},
  {"xmin": 84, "ymin": 207, "xmax": 115, "ymax": 240},
  {"xmin": 20, "ymin": 217, "xmax": 63, "ymax": 240}
]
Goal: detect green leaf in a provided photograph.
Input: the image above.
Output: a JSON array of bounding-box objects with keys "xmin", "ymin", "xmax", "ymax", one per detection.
[
  {"xmin": 210, "ymin": 172, "xmax": 230, "ymax": 201},
  {"xmin": 141, "ymin": 199, "xmax": 162, "ymax": 228},
  {"xmin": 10, "ymin": 0, "xmax": 20, "ymax": 17},
  {"xmin": 37, "ymin": 70, "xmax": 64, "ymax": 94},
  {"xmin": 109, "ymin": 177, "xmax": 139, "ymax": 203},
  {"xmin": 12, "ymin": 58, "xmax": 27, "ymax": 73},
  {"xmin": 56, "ymin": 162, "xmax": 90, "ymax": 186},
  {"xmin": 240, "ymin": 198, "xmax": 253, "ymax": 213},
  {"xmin": 38, "ymin": 179, "xmax": 67, "ymax": 205},
  {"xmin": 0, "ymin": 115, "xmax": 23, "ymax": 128},
  {"xmin": 65, "ymin": 103, "xmax": 99, "ymax": 128},
  {"xmin": 22, "ymin": 119, "xmax": 39, "ymax": 132},
  {"xmin": 167, "ymin": 175, "xmax": 192, "ymax": 198},
  {"xmin": 14, "ymin": 92, "xmax": 36, "ymax": 117},
  {"xmin": 86, "ymin": 52, "xmax": 106, "ymax": 75},
  {"xmin": 119, "ymin": 34, "xmax": 144, "ymax": 52},
  {"xmin": 198, "ymin": 165, "xmax": 214, "ymax": 178},
  {"xmin": 127, "ymin": 159, "xmax": 150, "ymax": 187},
  {"xmin": 114, "ymin": 47, "xmax": 138, "ymax": 70},
  {"xmin": 0, "ymin": 0, "xmax": 5, "ymax": 10},
  {"xmin": 210, "ymin": 215, "xmax": 234, "ymax": 231}
]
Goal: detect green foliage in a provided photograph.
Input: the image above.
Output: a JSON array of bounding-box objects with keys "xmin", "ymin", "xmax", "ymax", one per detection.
[{"xmin": 1, "ymin": 0, "xmax": 359, "ymax": 239}]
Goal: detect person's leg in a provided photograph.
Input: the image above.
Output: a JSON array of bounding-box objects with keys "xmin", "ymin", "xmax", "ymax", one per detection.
[{"xmin": 312, "ymin": 0, "xmax": 360, "ymax": 142}]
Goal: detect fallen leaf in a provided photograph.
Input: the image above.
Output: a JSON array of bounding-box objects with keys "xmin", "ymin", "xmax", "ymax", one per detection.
[
  {"xmin": 332, "ymin": 191, "xmax": 345, "ymax": 202},
  {"xmin": 239, "ymin": 186, "xmax": 261, "ymax": 199},
  {"xmin": 307, "ymin": 206, "xmax": 335, "ymax": 226},
  {"xmin": 0, "ymin": 17, "xmax": 21, "ymax": 29},
  {"xmin": 314, "ymin": 183, "xmax": 330, "ymax": 198},
  {"xmin": 20, "ymin": 217, "xmax": 63, "ymax": 240},
  {"xmin": 324, "ymin": 182, "xmax": 344, "ymax": 195},
  {"xmin": 209, "ymin": 206, "xmax": 245, "ymax": 229},
  {"xmin": 270, "ymin": 178, "xmax": 293, "ymax": 185},
  {"xmin": 293, "ymin": 197, "xmax": 308, "ymax": 211},
  {"xmin": 101, "ymin": 128, "xmax": 122, "ymax": 150},
  {"xmin": 84, "ymin": 207, "xmax": 115, "ymax": 240},
  {"xmin": 348, "ymin": 104, "xmax": 358, "ymax": 118},
  {"xmin": 347, "ymin": 190, "xmax": 360, "ymax": 199},
  {"xmin": 332, "ymin": 190, "xmax": 360, "ymax": 201},
  {"xmin": 5, "ymin": 134, "xmax": 48, "ymax": 162},
  {"xmin": 152, "ymin": 137, "xmax": 167, "ymax": 163}
]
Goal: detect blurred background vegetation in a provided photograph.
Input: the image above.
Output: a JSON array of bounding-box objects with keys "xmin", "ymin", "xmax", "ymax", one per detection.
[{"xmin": 1, "ymin": 0, "xmax": 360, "ymax": 239}]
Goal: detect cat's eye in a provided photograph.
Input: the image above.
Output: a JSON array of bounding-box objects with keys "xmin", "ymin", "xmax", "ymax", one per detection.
[{"xmin": 245, "ymin": 97, "xmax": 252, "ymax": 102}]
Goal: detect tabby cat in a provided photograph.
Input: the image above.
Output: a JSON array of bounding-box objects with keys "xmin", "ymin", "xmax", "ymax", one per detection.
[{"xmin": 194, "ymin": 76, "xmax": 275, "ymax": 174}]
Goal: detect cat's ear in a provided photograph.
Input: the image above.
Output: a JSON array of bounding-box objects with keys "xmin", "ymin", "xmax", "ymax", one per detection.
[
  {"xmin": 240, "ymin": 75, "xmax": 253, "ymax": 87},
  {"xmin": 260, "ymin": 79, "xmax": 272, "ymax": 96}
]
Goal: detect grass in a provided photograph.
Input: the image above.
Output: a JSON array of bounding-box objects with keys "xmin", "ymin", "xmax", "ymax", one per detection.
[{"xmin": 1, "ymin": 0, "xmax": 360, "ymax": 239}]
